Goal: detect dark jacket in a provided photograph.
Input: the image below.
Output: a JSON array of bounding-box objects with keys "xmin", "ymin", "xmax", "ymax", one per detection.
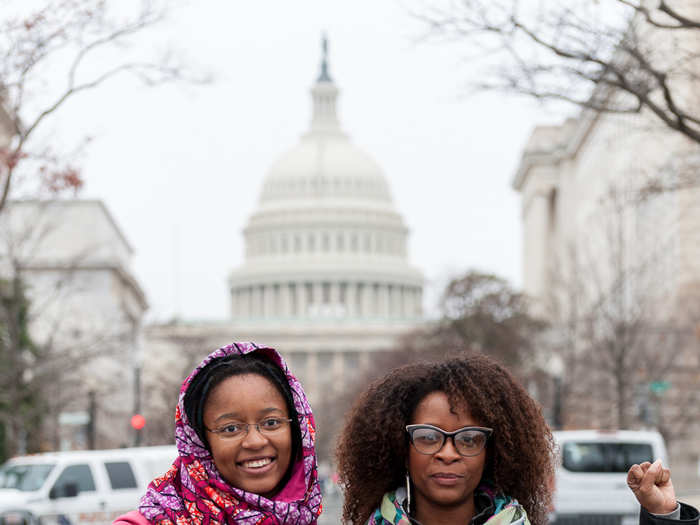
[{"xmin": 641, "ymin": 503, "xmax": 700, "ymax": 525}]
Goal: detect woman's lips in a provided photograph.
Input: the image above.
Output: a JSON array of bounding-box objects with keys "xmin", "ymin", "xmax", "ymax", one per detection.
[
  {"xmin": 238, "ymin": 456, "xmax": 276, "ymax": 475},
  {"xmin": 430, "ymin": 472, "xmax": 463, "ymax": 486}
]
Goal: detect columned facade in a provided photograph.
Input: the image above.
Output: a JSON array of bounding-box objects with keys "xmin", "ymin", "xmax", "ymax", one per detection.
[{"xmin": 146, "ymin": 39, "xmax": 424, "ymax": 419}]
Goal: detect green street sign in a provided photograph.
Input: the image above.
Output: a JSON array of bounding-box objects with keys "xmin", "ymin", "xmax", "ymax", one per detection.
[{"xmin": 650, "ymin": 381, "xmax": 671, "ymax": 394}]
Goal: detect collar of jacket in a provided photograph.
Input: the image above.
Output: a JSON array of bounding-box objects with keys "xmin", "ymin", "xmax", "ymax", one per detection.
[{"xmin": 376, "ymin": 487, "xmax": 529, "ymax": 525}]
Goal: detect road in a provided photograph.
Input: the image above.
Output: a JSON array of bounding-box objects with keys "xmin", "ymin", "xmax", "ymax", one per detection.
[{"xmin": 318, "ymin": 488, "xmax": 343, "ymax": 524}]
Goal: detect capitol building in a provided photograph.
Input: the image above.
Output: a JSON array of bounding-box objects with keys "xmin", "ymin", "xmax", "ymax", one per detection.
[{"xmin": 143, "ymin": 41, "xmax": 424, "ymax": 419}]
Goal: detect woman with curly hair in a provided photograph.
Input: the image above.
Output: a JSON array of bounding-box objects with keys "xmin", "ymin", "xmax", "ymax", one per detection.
[{"xmin": 335, "ymin": 354, "xmax": 555, "ymax": 525}]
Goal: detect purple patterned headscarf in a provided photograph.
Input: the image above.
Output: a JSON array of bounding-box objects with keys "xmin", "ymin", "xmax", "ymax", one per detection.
[{"xmin": 138, "ymin": 342, "xmax": 322, "ymax": 525}]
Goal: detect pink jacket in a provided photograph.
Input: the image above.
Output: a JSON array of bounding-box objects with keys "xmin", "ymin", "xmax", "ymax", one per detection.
[{"xmin": 112, "ymin": 511, "xmax": 150, "ymax": 525}]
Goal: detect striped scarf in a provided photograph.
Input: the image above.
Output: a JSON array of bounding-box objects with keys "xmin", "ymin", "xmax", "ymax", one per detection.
[{"xmin": 366, "ymin": 484, "xmax": 529, "ymax": 525}]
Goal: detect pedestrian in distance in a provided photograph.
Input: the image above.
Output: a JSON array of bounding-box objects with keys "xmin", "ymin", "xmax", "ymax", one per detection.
[
  {"xmin": 335, "ymin": 354, "xmax": 556, "ymax": 525},
  {"xmin": 628, "ymin": 460, "xmax": 699, "ymax": 524},
  {"xmin": 113, "ymin": 342, "xmax": 322, "ymax": 525}
]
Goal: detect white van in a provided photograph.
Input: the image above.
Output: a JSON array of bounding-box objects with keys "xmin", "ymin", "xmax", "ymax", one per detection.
[
  {"xmin": 551, "ymin": 430, "xmax": 667, "ymax": 525},
  {"xmin": 0, "ymin": 446, "xmax": 177, "ymax": 525}
]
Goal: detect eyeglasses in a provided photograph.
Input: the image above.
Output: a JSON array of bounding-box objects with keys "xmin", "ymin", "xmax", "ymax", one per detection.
[
  {"xmin": 206, "ymin": 417, "xmax": 293, "ymax": 439},
  {"xmin": 406, "ymin": 424, "xmax": 492, "ymax": 457}
]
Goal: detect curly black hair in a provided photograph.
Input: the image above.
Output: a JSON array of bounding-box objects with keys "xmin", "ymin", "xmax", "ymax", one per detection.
[{"xmin": 335, "ymin": 354, "xmax": 555, "ymax": 525}]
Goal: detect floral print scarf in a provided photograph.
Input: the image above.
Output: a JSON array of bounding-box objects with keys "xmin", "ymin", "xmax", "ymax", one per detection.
[{"xmin": 138, "ymin": 342, "xmax": 322, "ymax": 525}]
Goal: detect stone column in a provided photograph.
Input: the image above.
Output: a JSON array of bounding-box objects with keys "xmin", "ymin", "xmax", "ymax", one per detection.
[
  {"xmin": 333, "ymin": 351, "xmax": 343, "ymax": 393},
  {"xmin": 359, "ymin": 351, "xmax": 370, "ymax": 371},
  {"xmin": 398, "ymin": 286, "xmax": 406, "ymax": 318},
  {"xmin": 313, "ymin": 282, "xmax": 323, "ymax": 311},
  {"xmin": 240, "ymin": 287, "xmax": 250, "ymax": 318},
  {"xmin": 251, "ymin": 285, "xmax": 261, "ymax": 318},
  {"xmin": 362, "ymin": 283, "xmax": 373, "ymax": 318},
  {"xmin": 388, "ymin": 285, "xmax": 398, "ymax": 318},
  {"xmin": 346, "ymin": 282, "xmax": 357, "ymax": 318},
  {"xmin": 330, "ymin": 282, "xmax": 340, "ymax": 314},
  {"xmin": 378, "ymin": 284, "xmax": 389, "ymax": 318},
  {"xmin": 296, "ymin": 282, "xmax": 306, "ymax": 317},
  {"xmin": 415, "ymin": 287, "xmax": 423, "ymax": 316},
  {"xmin": 233, "ymin": 288, "xmax": 241, "ymax": 318},
  {"xmin": 264, "ymin": 285, "xmax": 274, "ymax": 318},
  {"xmin": 281, "ymin": 283, "xmax": 291, "ymax": 318}
]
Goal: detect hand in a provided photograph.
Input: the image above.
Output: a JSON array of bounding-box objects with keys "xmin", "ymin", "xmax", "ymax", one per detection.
[{"xmin": 627, "ymin": 459, "xmax": 677, "ymax": 515}]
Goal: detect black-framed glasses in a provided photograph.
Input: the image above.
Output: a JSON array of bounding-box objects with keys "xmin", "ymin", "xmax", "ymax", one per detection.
[
  {"xmin": 406, "ymin": 424, "xmax": 493, "ymax": 457},
  {"xmin": 206, "ymin": 417, "xmax": 293, "ymax": 440}
]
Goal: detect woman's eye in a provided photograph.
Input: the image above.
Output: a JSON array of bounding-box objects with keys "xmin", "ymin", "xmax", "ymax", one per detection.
[
  {"xmin": 222, "ymin": 424, "xmax": 243, "ymax": 433},
  {"xmin": 261, "ymin": 418, "xmax": 282, "ymax": 429},
  {"xmin": 457, "ymin": 433, "xmax": 482, "ymax": 447},
  {"xmin": 417, "ymin": 432, "xmax": 440, "ymax": 442}
]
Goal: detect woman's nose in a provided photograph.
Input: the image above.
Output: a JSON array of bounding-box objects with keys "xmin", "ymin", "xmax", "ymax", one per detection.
[
  {"xmin": 241, "ymin": 424, "xmax": 269, "ymax": 448},
  {"xmin": 435, "ymin": 437, "xmax": 462, "ymax": 462}
]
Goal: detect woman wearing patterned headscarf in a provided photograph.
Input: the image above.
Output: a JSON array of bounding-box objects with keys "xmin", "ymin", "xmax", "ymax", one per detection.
[{"xmin": 113, "ymin": 341, "xmax": 322, "ymax": 525}]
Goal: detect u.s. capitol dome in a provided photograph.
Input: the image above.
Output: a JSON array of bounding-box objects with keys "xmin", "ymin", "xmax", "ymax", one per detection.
[{"xmin": 229, "ymin": 41, "xmax": 424, "ymax": 325}]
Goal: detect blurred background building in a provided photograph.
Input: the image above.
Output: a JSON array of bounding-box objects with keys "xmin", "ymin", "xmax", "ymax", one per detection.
[
  {"xmin": 0, "ymin": 199, "xmax": 147, "ymax": 451},
  {"xmin": 514, "ymin": 104, "xmax": 700, "ymax": 488},
  {"xmin": 141, "ymin": 42, "xmax": 425, "ymax": 448}
]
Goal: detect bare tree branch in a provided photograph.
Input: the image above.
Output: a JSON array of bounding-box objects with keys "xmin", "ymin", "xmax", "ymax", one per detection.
[
  {"xmin": 0, "ymin": 0, "xmax": 201, "ymax": 215},
  {"xmin": 413, "ymin": 0, "xmax": 700, "ymax": 149}
]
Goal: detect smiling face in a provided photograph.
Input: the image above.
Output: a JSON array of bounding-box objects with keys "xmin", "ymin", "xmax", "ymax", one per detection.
[
  {"xmin": 408, "ymin": 391, "xmax": 486, "ymax": 519},
  {"xmin": 203, "ymin": 373, "xmax": 293, "ymax": 497}
]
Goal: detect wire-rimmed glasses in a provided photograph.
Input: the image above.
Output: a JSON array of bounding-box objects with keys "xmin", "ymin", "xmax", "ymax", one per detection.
[{"xmin": 206, "ymin": 417, "xmax": 293, "ymax": 440}]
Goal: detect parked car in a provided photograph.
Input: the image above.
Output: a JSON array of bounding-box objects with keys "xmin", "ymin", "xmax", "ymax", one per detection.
[
  {"xmin": 0, "ymin": 446, "xmax": 176, "ymax": 525},
  {"xmin": 551, "ymin": 429, "xmax": 667, "ymax": 525}
]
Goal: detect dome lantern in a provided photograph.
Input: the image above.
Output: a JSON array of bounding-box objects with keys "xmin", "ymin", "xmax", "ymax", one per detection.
[{"xmin": 308, "ymin": 35, "xmax": 342, "ymax": 136}]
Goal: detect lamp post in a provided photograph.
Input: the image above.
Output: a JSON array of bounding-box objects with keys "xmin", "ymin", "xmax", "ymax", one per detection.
[
  {"xmin": 132, "ymin": 321, "xmax": 144, "ymax": 447},
  {"xmin": 547, "ymin": 354, "xmax": 565, "ymax": 430}
]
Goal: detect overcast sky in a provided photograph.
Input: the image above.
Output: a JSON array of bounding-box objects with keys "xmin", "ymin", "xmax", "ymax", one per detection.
[{"xmin": 48, "ymin": 0, "xmax": 567, "ymax": 322}]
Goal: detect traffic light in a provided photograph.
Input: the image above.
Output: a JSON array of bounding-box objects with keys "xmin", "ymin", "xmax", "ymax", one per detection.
[{"xmin": 130, "ymin": 414, "xmax": 146, "ymax": 430}]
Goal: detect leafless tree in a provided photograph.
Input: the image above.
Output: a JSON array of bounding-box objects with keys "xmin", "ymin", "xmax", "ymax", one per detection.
[
  {"xmin": 140, "ymin": 332, "xmax": 210, "ymax": 446},
  {"xmin": 542, "ymin": 184, "xmax": 700, "ymax": 431},
  {"xmin": 0, "ymin": 201, "xmax": 145, "ymax": 457},
  {"xmin": 0, "ymin": 0, "xmax": 198, "ymax": 215},
  {"xmin": 414, "ymin": 1, "xmax": 700, "ymax": 147}
]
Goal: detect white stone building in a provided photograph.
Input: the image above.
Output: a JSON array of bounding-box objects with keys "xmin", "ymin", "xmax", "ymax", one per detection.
[
  {"xmin": 1, "ymin": 93, "xmax": 148, "ymax": 450},
  {"xmin": 143, "ymin": 42, "xmax": 425, "ymax": 439},
  {"xmin": 0, "ymin": 200, "xmax": 148, "ymax": 451},
  {"xmin": 513, "ymin": 103, "xmax": 700, "ymax": 487}
]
